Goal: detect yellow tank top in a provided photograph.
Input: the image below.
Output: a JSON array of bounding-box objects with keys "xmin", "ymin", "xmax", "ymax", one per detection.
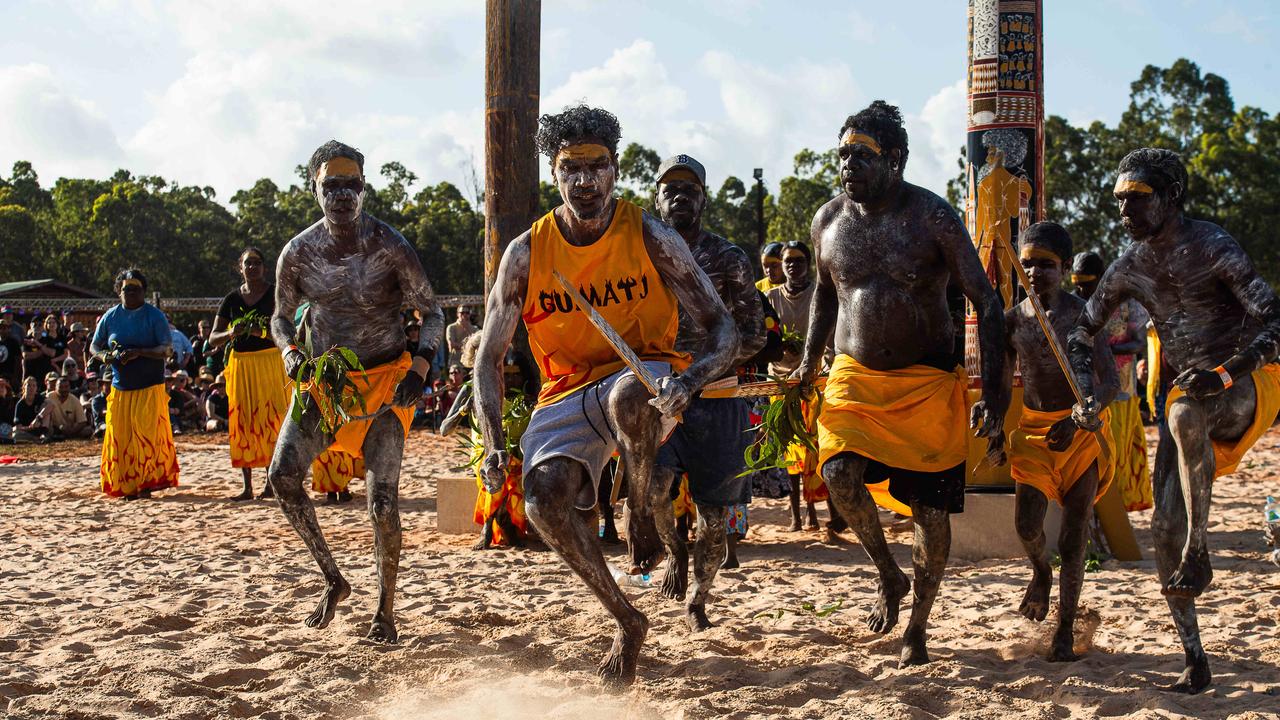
[{"xmin": 523, "ymin": 199, "xmax": 689, "ymax": 406}]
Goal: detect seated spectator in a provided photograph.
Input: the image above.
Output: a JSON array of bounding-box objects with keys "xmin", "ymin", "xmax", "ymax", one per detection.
[
  {"xmin": 89, "ymin": 374, "xmax": 110, "ymax": 439},
  {"xmin": 42, "ymin": 376, "xmax": 92, "ymax": 440},
  {"xmin": 44, "ymin": 371, "xmax": 59, "ymax": 397},
  {"xmin": 166, "ymin": 371, "xmax": 201, "ymax": 433},
  {"xmin": 13, "ymin": 376, "xmax": 48, "ymax": 443},
  {"xmin": 66, "ymin": 322, "xmax": 90, "ymax": 370},
  {"xmin": 0, "ymin": 378, "xmax": 14, "ymax": 443},
  {"xmin": 169, "ymin": 323, "xmax": 194, "ymax": 372},
  {"xmin": 205, "ymin": 373, "xmax": 229, "ymax": 432},
  {"xmin": 63, "ymin": 357, "xmax": 85, "ymax": 396},
  {"xmin": 0, "ymin": 316, "xmax": 20, "ymax": 388}
]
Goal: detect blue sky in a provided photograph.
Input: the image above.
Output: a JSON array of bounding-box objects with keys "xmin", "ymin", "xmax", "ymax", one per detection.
[{"xmin": 1, "ymin": 0, "xmax": 1274, "ymax": 206}]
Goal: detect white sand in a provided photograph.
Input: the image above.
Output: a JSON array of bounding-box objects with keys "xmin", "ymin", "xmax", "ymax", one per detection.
[{"xmin": 1, "ymin": 429, "xmax": 1277, "ymax": 719}]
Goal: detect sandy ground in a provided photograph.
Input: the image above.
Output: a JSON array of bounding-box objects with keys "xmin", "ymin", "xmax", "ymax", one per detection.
[{"xmin": 1, "ymin": 427, "xmax": 1278, "ymax": 720}]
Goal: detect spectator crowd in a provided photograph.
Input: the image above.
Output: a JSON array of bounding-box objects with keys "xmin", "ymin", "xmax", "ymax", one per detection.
[{"xmin": 0, "ymin": 302, "xmax": 481, "ymax": 445}]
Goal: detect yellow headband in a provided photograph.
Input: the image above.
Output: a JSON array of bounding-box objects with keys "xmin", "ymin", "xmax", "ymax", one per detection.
[
  {"xmin": 1019, "ymin": 245, "xmax": 1061, "ymax": 263},
  {"xmin": 842, "ymin": 131, "xmax": 882, "ymax": 155},
  {"xmin": 783, "ymin": 248, "xmax": 807, "ymax": 261},
  {"xmin": 1114, "ymin": 178, "xmax": 1154, "ymax": 195},
  {"xmin": 316, "ymin": 157, "xmax": 362, "ymax": 181},
  {"xmin": 556, "ymin": 143, "xmax": 611, "ymax": 166},
  {"xmin": 658, "ymin": 168, "xmax": 701, "ymax": 186},
  {"xmin": 121, "ymin": 279, "xmax": 143, "ymax": 290},
  {"xmin": 762, "ymin": 257, "xmax": 782, "ymax": 266},
  {"xmin": 1071, "ymin": 273, "xmax": 1098, "ymax": 283}
]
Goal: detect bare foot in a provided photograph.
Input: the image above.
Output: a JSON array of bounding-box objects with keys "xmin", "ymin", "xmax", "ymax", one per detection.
[
  {"xmin": 304, "ymin": 578, "xmax": 351, "ymax": 629},
  {"xmin": 337, "ymin": 490, "xmax": 352, "ymax": 503},
  {"xmin": 366, "ymin": 614, "xmax": 398, "ymax": 643},
  {"xmin": 257, "ymin": 485, "xmax": 275, "ymax": 500},
  {"xmin": 325, "ymin": 492, "xmax": 338, "ymax": 505},
  {"xmin": 1047, "ymin": 626, "xmax": 1079, "ymax": 662},
  {"xmin": 597, "ymin": 611, "xmax": 649, "ymax": 688},
  {"xmin": 787, "ymin": 520, "xmax": 803, "ymax": 532},
  {"xmin": 660, "ymin": 549, "xmax": 688, "ymax": 601},
  {"xmin": 899, "ymin": 629, "xmax": 930, "ymax": 667},
  {"xmin": 1019, "ymin": 570, "xmax": 1051, "ymax": 622},
  {"xmin": 720, "ymin": 552, "xmax": 739, "ymax": 570},
  {"xmin": 1162, "ymin": 547, "xmax": 1213, "ymax": 598},
  {"xmin": 229, "ymin": 489, "xmax": 253, "ymax": 501},
  {"xmin": 1166, "ymin": 659, "xmax": 1212, "ymax": 694},
  {"xmin": 685, "ymin": 603, "xmax": 713, "ymax": 632},
  {"xmin": 868, "ymin": 570, "xmax": 910, "ymax": 634}
]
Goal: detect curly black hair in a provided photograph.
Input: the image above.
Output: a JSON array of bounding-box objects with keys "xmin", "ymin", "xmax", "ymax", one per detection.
[
  {"xmin": 1021, "ymin": 222, "xmax": 1072, "ymax": 265},
  {"xmin": 307, "ymin": 140, "xmax": 365, "ymax": 192},
  {"xmin": 535, "ymin": 104, "xmax": 622, "ymax": 161},
  {"xmin": 1117, "ymin": 148, "xmax": 1187, "ymax": 207},
  {"xmin": 839, "ymin": 100, "xmax": 909, "ymax": 170},
  {"xmin": 1071, "ymin": 251, "xmax": 1106, "ymax": 278},
  {"xmin": 113, "ymin": 268, "xmax": 147, "ymax": 293}
]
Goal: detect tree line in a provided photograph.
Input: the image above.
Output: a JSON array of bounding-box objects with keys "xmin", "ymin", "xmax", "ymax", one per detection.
[{"xmin": 1, "ymin": 58, "xmax": 1276, "ymax": 299}]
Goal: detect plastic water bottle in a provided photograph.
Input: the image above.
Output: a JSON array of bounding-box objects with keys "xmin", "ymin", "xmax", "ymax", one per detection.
[
  {"xmin": 1265, "ymin": 496, "xmax": 1280, "ymax": 566},
  {"xmin": 608, "ymin": 562, "xmax": 655, "ymax": 589}
]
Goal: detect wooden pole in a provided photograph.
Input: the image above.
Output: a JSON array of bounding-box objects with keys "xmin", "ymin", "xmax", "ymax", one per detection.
[{"xmin": 484, "ymin": 0, "xmax": 541, "ymax": 297}]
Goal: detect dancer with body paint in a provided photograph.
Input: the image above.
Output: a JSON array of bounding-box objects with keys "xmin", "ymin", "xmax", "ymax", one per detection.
[
  {"xmin": 473, "ymin": 105, "xmax": 737, "ymax": 685},
  {"xmin": 1069, "ymin": 148, "xmax": 1280, "ymax": 693},
  {"xmin": 266, "ymin": 140, "xmax": 444, "ymax": 644}
]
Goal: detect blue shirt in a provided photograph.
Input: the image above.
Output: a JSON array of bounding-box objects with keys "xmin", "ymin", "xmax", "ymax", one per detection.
[
  {"xmin": 92, "ymin": 303, "xmax": 171, "ymax": 390},
  {"xmin": 170, "ymin": 327, "xmax": 193, "ymax": 367}
]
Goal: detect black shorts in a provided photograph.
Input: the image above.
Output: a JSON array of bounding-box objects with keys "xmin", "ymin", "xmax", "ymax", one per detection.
[
  {"xmin": 842, "ymin": 452, "xmax": 966, "ymax": 514},
  {"xmin": 656, "ymin": 395, "xmax": 752, "ymax": 506}
]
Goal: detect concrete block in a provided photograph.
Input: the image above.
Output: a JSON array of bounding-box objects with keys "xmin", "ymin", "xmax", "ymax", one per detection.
[
  {"xmin": 436, "ymin": 476, "xmax": 479, "ymax": 535},
  {"xmin": 950, "ymin": 491, "xmax": 1062, "ymax": 561}
]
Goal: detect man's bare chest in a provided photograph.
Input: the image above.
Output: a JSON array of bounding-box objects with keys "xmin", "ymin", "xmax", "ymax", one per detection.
[
  {"xmin": 296, "ymin": 247, "xmax": 401, "ymax": 307},
  {"xmin": 822, "ymin": 217, "xmax": 943, "ymax": 287}
]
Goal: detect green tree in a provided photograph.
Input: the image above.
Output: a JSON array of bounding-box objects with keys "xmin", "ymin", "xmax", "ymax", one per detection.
[{"xmin": 768, "ymin": 148, "xmax": 837, "ymax": 246}]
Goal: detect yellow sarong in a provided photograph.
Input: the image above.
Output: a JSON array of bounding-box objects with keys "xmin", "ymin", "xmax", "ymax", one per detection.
[
  {"xmin": 309, "ymin": 353, "xmax": 414, "ymax": 458},
  {"xmin": 1165, "ymin": 363, "xmax": 1280, "ymax": 478},
  {"xmin": 817, "ymin": 354, "xmax": 968, "ymax": 516},
  {"xmin": 1146, "ymin": 327, "xmax": 1162, "ymax": 416},
  {"xmin": 1110, "ymin": 396, "xmax": 1152, "ymax": 511},
  {"xmin": 311, "ymin": 450, "xmax": 364, "ymax": 493},
  {"xmin": 473, "ymin": 456, "xmax": 528, "ymax": 545},
  {"xmin": 226, "ymin": 347, "xmax": 289, "ymax": 469},
  {"xmin": 784, "ymin": 398, "xmax": 828, "ymax": 503},
  {"xmin": 1010, "ymin": 406, "xmax": 1114, "ymax": 505},
  {"xmin": 100, "ymin": 384, "xmax": 179, "ymax": 497}
]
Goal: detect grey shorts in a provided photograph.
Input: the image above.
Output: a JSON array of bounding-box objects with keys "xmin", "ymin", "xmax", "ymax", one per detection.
[{"xmin": 521, "ymin": 362, "xmax": 675, "ymax": 510}]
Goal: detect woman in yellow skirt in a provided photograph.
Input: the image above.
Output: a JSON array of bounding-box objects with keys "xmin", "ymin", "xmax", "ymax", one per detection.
[
  {"xmin": 311, "ymin": 449, "xmax": 361, "ymax": 503},
  {"xmin": 91, "ymin": 269, "xmax": 179, "ymax": 499},
  {"xmin": 209, "ymin": 248, "xmax": 289, "ymax": 500}
]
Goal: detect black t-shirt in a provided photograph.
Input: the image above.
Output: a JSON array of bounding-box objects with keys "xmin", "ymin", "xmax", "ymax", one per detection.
[
  {"xmin": 217, "ymin": 286, "xmax": 276, "ymax": 353},
  {"xmin": 0, "ymin": 396, "xmax": 14, "ymax": 426},
  {"xmin": 14, "ymin": 396, "xmax": 40, "ymax": 426},
  {"xmin": 0, "ymin": 335, "xmax": 20, "ymax": 382},
  {"xmin": 22, "ymin": 331, "xmax": 65, "ymax": 381}
]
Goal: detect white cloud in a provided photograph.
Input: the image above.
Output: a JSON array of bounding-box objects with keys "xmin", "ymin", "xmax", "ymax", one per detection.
[
  {"xmin": 905, "ymin": 78, "xmax": 968, "ymax": 198},
  {"xmin": 1209, "ymin": 9, "xmax": 1265, "ymax": 44},
  {"xmin": 0, "ymin": 64, "xmax": 126, "ymax": 182}
]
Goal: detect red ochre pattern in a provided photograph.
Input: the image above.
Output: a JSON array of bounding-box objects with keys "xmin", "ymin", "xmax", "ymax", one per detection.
[
  {"xmin": 473, "ymin": 457, "xmax": 528, "ymax": 545},
  {"xmin": 673, "ymin": 474, "xmax": 696, "ymax": 519},
  {"xmin": 100, "ymin": 384, "xmax": 179, "ymax": 497},
  {"xmin": 226, "ymin": 347, "xmax": 289, "ymax": 469},
  {"xmin": 311, "ymin": 450, "xmax": 364, "ymax": 493}
]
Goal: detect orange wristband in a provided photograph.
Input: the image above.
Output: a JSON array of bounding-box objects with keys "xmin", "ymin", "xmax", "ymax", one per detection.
[{"xmin": 1213, "ymin": 365, "xmax": 1233, "ymax": 389}]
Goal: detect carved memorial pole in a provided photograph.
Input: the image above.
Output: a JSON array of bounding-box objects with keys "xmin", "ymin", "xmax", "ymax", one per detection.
[{"xmin": 964, "ymin": 0, "xmax": 1044, "ymax": 378}]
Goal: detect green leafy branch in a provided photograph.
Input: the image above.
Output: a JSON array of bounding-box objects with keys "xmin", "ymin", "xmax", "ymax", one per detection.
[
  {"xmin": 457, "ymin": 388, "xmax": 534, "ymax": 468},
  {"xmin": 289, "ymin": 346, "xmax": 369, "ymax": 435},
  {"xmin": 753, "ymin": 599, "xmax": 843, "ymax": 621},
  {"xmin": 741, "ymin": 378, "xmax": 821, "ymax": 475},
  {"xmin": 779, "ymin": 325, "xmax": 805, "ymax": 356},
  {"xmin": 224, "ymin": 309, "xmax": 271, "ymax": 362}
]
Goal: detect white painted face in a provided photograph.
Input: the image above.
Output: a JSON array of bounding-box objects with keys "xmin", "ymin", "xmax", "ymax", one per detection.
[
  {"xmin": 553, "ymin": 142, "xmax": 616, "ymax": 221},
  {"xmin": 313, "ymin": 157, "xmax": 366, "ymax": 225}
]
